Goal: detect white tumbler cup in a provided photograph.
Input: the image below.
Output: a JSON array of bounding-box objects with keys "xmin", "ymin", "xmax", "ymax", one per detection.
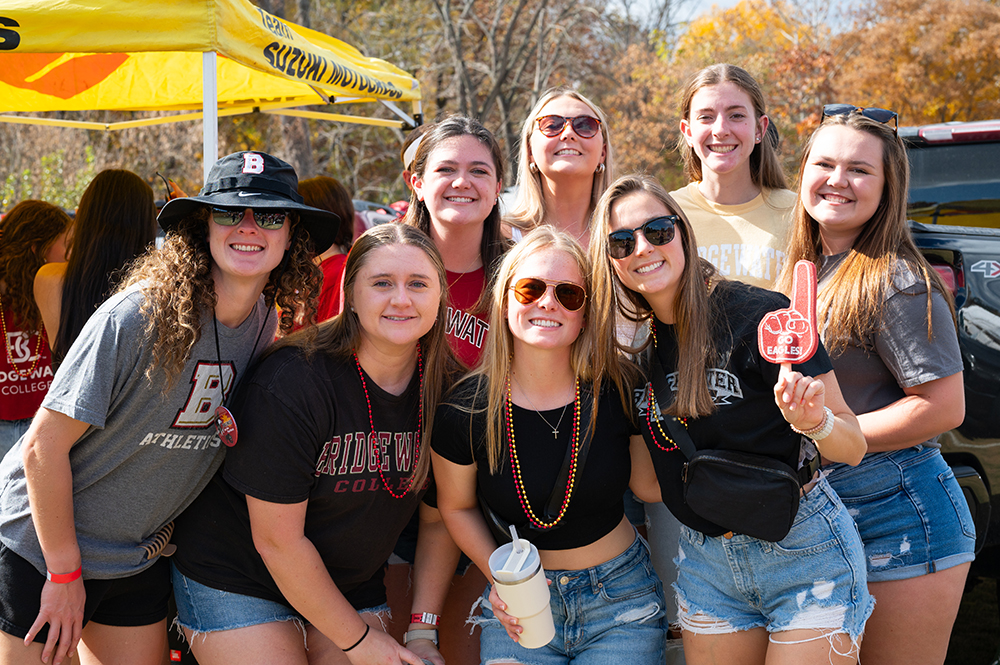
[{"xmin": 488, "ymin": 536, "xmax": 555, "ymax": 649}]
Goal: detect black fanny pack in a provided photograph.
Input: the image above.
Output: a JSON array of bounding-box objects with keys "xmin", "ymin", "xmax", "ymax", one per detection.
[{"xmin": 651, "ymin": 352, "xmax": 814, "ymax": 543}]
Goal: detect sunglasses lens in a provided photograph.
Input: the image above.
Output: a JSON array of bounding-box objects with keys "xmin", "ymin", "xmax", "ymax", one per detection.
[
  {"xmin": 643, "ymin": 217, "xmax": 677, "ymax": 246},
  {"xmin": 607, "ymin": 231, "xmax": 636, "ymax": 260},
  {"xmin": 536, "ymin": 116, "xmax": 566, "ymax": 137},
  {"xmin": 212, "ymin": 208, "xmax": 241, "ymax": 226},
  {"xmin": 254, "ymin": 211, "xmax": 287, "ymax": 229},
  {"xmin": 513, "ymin": 278, "xmax": 546, "ymax": 304},
  {"xmin": 555, "ymin": 283, "xmax": 587, "ymax": 311},
  {"xmin": 571, "ymin": 116, "xmax": 601, "ymax": 138},
  {"xmin": 863, "ymin": 108, "xmax": 898, "ymax": 125},
  {"xmin": 823, "ymin": 103, "xmax": 857, "ymax": 118}
]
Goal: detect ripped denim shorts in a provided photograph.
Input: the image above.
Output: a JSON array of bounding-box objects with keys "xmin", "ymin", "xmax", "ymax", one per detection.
[{"xmin": 473, "ymin": 534, "xmax": 667, "ymax": 665}]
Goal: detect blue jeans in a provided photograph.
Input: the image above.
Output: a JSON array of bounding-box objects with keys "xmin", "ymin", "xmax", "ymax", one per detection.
[
  {"xmin": 474, "ymin": 535, "xmax": 666, "ymax": 665},
  {"xmin": 674, "ymin": 475, "xmax": 873, "ymax": 641},
  {"xmin": 826, "ymin": 446, "xmax": 976, "ymax": 582}
]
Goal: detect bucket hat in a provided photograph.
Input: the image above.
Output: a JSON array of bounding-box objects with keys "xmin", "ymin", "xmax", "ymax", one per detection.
[{"xmin": 157, "ymin": 151, "xmax": 340, "ymax": 251}]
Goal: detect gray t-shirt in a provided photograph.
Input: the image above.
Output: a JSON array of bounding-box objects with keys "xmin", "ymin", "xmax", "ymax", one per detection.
[
  {"xmin": 818, "ymin": 253, "xmax": 962, "ymax": 449},
  {"xmin": 0, "ymin": 286, "xmax": 276, "ymax": 579}
]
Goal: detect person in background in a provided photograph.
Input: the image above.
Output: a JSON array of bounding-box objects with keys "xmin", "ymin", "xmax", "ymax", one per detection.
[
  {"xmin": 403, "ymin": 115, "xmax": 509, "ymax": 370},
  {"xmin": 34, "ymin": 169, "xmax": 158, "ymax": 364},
  {"xmin": 0, "ymin": 201, "xmax": 71, "ymax": 458},
  {"xmin": 433, "ymin": 226, "xmax": 664, "ymax": 664},
  {"xmin": 672, "ymin": 64, "xmax": 794, "ymax": 288},
  {"xmin": 298, "ymin": 175, "xmax": 355, "ymax": 321},
  {"xmin": 779, "ymin": 106, "xmax": 972, "ymax": 665},
  {"xmin": 505, "ymin": 87, "xmax": 614, "ymax": 250},
  {"xmin": 0, "ymin": 151, "xmax": 328, "ymax": 665}
]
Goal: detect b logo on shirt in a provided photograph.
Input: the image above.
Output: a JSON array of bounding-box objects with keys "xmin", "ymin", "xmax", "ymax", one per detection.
[
  {"xmin": 5, "ymin": 331, "xmax": 37, "ymax": 364},
  {"xmin": 173, "ymin": 362, "xmax": 235, "ymax": 428},
  {"xmin": 242, "ymin": 153, "xmax": 265, "ymax": 174}
]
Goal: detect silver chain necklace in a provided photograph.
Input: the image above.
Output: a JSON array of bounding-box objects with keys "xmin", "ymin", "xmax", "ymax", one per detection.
[{"xmin": 511, "ymin": 374, "xmax": 569, "ymax": 439}]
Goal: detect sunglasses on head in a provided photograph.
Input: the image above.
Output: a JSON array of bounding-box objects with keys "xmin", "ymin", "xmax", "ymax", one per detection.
[
  {"xmin": 211, "ymin": 207, "xmax": 288, "ymax": 230},
  {"xmin": 607, "ymin": 215, "xmax": 679, "ymax": 260},
  {"xmin": 535, "ymin": 115, "xmax": 602, "ymax": 139},
  {"xmin": 822, "ymin": 104, "xmax": 898, "ymax": 134},
  {"xmin": 510, "ymin": 277, "xmax": 587, "ymax": 312}
]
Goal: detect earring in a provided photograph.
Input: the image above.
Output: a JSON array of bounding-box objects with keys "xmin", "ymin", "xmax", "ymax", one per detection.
[
  {"xmin": 595, "ymin": 163, "xmax": 605, "ymax": 174},
  {"xmin": 529, "ymin": 162, "xmax": 538, "ymax": 174},
  {"xmin": 755, "ymin": 136, "xmax": 761, "ymax": 143}
]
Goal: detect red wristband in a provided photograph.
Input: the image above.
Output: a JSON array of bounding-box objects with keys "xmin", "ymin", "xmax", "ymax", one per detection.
[
  {"xmin": 410, "ymin": 612, "xmax": 440, "ymax": 626},
  {"xmin": 46, "ymin": 566, "xmax": 82, "ymax": 584}
]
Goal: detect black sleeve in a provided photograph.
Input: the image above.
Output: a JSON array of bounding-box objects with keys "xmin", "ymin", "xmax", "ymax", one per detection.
[
  {"xmin": 223, "ymin": 350, "xmax": 334, "ymax": 503},
  {"xmin": 430, "ymin": 400, "xmax": 477, "ymax": 467}
]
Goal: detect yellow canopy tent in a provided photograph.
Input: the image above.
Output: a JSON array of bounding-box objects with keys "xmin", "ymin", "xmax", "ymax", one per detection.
[{"xmin": 0, "ymin": 0, "xmax": 422, "ymax": 179}]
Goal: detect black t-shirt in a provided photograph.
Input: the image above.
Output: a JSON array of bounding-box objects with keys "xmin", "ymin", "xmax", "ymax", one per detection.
[
  {"xmin": 638, "ymin": 280, "xmax": 833, "ymax": 536},
  {"xmin": 432, "ymin": 377, "xmax": 637, "ymax": 550},
  {"xmin": 172, "ymin": 348, "xmax": 425, "ymax": 608}
]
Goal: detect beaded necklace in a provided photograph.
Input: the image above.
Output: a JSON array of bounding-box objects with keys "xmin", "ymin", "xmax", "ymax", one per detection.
[
  {"xmin": 505, "ymin": 373, "xmax": 580, "ymax": 529},
  {"xmin": 354, "ymin": 345, "xmax": 423, "ymax": 499},
  {"xmin": 646, "ymin": 318, "xmax": 686, "ymax": 452},
  {"xmin": 0, "ymin": 292, "xmax": 44, "ymax": 378}
]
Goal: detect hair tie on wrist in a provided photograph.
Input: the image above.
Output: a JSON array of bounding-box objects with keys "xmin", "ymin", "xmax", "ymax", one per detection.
[
  {"xmin": 46, "ymin": 566, "xmax": 82, "ymax": 584},
  {"xmin": 342, "ymin": 624, "xmax": 370, "ymax": 652}
]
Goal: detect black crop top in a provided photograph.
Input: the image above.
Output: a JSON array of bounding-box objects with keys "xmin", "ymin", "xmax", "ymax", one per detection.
[{"xmin": 432, "ymin": 378, "xmax": 637, "ymax": 550}]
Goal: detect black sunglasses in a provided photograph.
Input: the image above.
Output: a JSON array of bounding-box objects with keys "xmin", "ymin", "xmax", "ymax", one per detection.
[
  {"xmin": 607, "ymin": 215, "xmax": 679, "ymax": 260},
  {"xmin": 535, "ymin": 115, "xmax": 602, "ymax": 139},
  {"xmin": 822, "ymin": 104, "xmax": 898, "ymax": 134},
  {"xmin": 211, "ymin": 207, "xmax": 288, "ymax": 230},
  {"xmin": 509, "ymin": 277, "xmax": 587, "ymax": 312}
]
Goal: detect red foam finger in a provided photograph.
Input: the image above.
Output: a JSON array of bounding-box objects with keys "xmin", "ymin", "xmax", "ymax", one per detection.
[{"xmin": 758, "ymin": 260, "xmax": 818, "ymax": 364}]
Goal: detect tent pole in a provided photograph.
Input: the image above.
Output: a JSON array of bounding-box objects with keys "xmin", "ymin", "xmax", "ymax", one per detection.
[{"xmin": 202, "ymin": 51, "xmax": 219, "ymax": 183}]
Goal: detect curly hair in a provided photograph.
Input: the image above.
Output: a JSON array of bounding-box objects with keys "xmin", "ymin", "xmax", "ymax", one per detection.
[
  {"xmin": 0, "ymin": 201, "xmax": 71, "ymax": 331},
  {"xmin": 121, "ymin": 206, "xmax": 322, "ymax": 388}
]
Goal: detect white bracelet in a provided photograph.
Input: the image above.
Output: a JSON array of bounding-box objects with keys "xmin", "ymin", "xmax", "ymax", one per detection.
[
  {"xmin": 791, "ymin": 406, "xmax": 834, "ymax": 441},
  {"xmin": 403, "ymin": 629, "xmax": 439, "ymax": 646}
]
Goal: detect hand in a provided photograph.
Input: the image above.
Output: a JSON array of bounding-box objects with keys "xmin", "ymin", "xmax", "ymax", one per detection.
[
  {"xmin": 26, "ymin": 578, "xmax": 84, "ymax": 665},
  {"xmin": 405, "ymin": 637, "xmax": 444, "ymax": 665},
  {"xmin": 774, "ymin": 366, "xmax": 826, "ymax": 432},
  {"xmin": 488, "ymin": 583, "xmax": 522, "ymax": 643},
  {"xmin": 345, "ymin": 626, "xmax": 424, "ymax": 665}
]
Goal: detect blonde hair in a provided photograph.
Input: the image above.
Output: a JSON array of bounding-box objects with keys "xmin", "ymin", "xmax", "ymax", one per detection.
[
  {"xmin": 590, "ymin": 175, "xmax": 720, "ymax": 417},
  {"xmin": 456, "ymin": 226, "xmax": 634, "ymax": 472},
  {"xmin": 778, "ymin": 112, "xmax": 954, "ymax": 352},
  {"xmin": 506, "ymin": 88, "xmax": 616, "ymax": 233}
]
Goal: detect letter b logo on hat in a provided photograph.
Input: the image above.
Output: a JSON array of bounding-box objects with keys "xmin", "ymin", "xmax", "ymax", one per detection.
[{"xmin": 242, "ymin": 153, "xmax": 265, "ymax": 174}]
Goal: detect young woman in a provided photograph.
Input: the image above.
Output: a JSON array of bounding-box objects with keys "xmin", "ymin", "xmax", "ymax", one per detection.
[
  {"xmin": 432, "ymin": 226, "xmax": 666, "ymax": 664},
  {"xmin": 298, "ymin": 175, "xmax": 355, "ymax": 321},
  {"xmin": 778, "ymin": 107, "xmax": 972, "ymax": 665},
  {"xmin": 672, "ymin": 64, "xmax": 794, "ymax": 288},
  {"xmin": 505, "ymin": 88, "xmax": 614, "ymax": 249},
  {"xmin": 33, "ymin": 169, "xmax": 158, "ymax": 363},
  {"xmin": 593, "ymin": 175, "xmax": 872, "ymax": 664},
  {"xmin": 0, "ymin": 200, "xmax": 71, "ymax": 457},
  {"xmin": 0, "ymin": 151, "xmax": 328, "ymax": 665},
  {"xmin": 168, "ymin": 223, "xmax": 454, "ymax": 665},
  {"xmin": 403, "ymin": 115, "xmax": 509, "ymax": 369}
]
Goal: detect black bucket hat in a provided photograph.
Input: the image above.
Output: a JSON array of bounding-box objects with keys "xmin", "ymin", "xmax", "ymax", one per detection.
[{"xmin": 157, "ymin": 151, "xmax": 340, "ymax": 251}]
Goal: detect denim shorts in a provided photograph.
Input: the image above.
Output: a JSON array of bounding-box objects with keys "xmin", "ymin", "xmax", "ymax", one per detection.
[
  {"xmin": 674, "ymin": 475, "xmax": 874, "ymax": 641},
  {"xmin": 171, "ymin": 564, "xmax": 392, "ymax": 635},
  {"xmin": 826, "ymin": 446, "xmax": 976, "ymax": 582},
  {"xmin": 474, "ymin": 534, "xmax": 667, "ymax": 665}
]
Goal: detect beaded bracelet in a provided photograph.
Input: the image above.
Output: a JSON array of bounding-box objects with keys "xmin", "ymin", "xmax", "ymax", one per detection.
[
  {"xmin": 342, "ymin": 624, "xmax": 370, "ymax": 652},
  {"xmin": 791, "ymin": 406, "xmax": 834, "ymax": 441}
]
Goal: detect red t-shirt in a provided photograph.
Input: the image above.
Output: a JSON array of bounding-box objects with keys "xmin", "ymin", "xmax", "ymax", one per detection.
[
  {"xmin": 316, "ymin": 253, "xmax": 348, "ymax": 323},
  {"xmin": 0, "ymin": 308, "xmax": 54, "ymax": 421},
  {"xmin": 445, "ymin": 268, "xmax": 489, "ymax": 369}
]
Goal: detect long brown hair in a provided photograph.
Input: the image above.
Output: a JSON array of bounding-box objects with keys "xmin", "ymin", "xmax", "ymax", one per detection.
[
  {"xmin": 777, "ymin": 112, "xmax": 954, "ymax": 353},
  {"xmin": 0, "ymin": 201, "xmax": 71, "ymax": 331},
  {"xmin": 591, "ymin": 175, "xmax": 720, "ymax": 418},
  {"xmin": 676, "ymin": 64, "xmax": 787, "ymax": 191},
  {"xmin": 122, "ymin": 206, "xmax": 321, "ymax": 388},
  {"xmin": 275, "ymin": 223, "xmax": 452, "ymax": 488},
  {"xmin": 401, "ymin": 115, "xmax": 509, "ymax": 313}
]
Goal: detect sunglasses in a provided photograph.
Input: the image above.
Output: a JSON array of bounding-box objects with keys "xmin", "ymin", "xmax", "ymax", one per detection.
[
  {"xmin": 211, "ymin": 207, "xmax": 288, "ymax": 230},
  {"xmin": 607, "ymin": 215, "xmax": 679, "ymax": 260},
  {"xmin": 510, "ymin": 277, "xmax": 587, "ymax": 312},
  {"xmin": 535, "ymin": 115, "xmax": 602, "ymax": 139},
  {"xmin": 822, "ymin": 104, "xmax": 898, "ymax": 134}
]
